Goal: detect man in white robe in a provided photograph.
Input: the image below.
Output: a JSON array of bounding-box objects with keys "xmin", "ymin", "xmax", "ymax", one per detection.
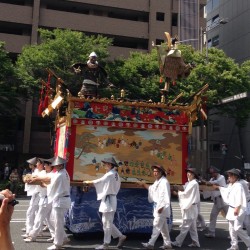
[
  {"xmin": 84, "ymin": 157, "xmax": 126, "ymax": 250},
  {"xmin": 46, "ymin": 156, "xmax": 71, "ymax": 250},
  {"xmin": 236, "ymin": 169, "xmax": 250, "ymax": 235},
  {"xmin": 217, "ymin": 168, "xmax": 250, "ymax": 250},
  {"xmin": 24, "ymin": 158, "xmax": 55, "ymax": 242},
  {"xmin": 172, "ymin": 168, "xmax": 200, "ymax": 248},
  {"xmin": 139, "ymin": 165, "xmax": 172, "ymax": 249},
  {"xmin": 21, "ymin": 157, "xmax": 37, "ymax": 232},
  {"xmin": 204, "ymin": 166, "xmax": 228, "ymax": 238},
  {"xmin": 22, "ymin": 158, "xmax": 44, "ymax": 237}
]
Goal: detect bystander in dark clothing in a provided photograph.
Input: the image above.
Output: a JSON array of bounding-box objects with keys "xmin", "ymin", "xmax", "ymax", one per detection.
[
  {"xmin": 4, "ymin": 163, "xmax": 10, "ymax": 180},
  {"xmin": 9, "ymin": 169, "xmax": 20, "ymax": 195}
]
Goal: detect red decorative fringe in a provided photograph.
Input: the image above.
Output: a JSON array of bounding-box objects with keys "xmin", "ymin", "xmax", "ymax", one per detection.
[
  {"xmin": 43, "ymin": 95, "xmax": 49, "ymax": 109},
  {"xmin": 38, "ymin": 102, "xmax": 43, "ymax": 116}
]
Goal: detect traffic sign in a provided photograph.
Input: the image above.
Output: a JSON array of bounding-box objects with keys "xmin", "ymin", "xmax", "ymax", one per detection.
[{"xmin": 220, "ymin": 91, "xmax": 249, "ymax": 104}]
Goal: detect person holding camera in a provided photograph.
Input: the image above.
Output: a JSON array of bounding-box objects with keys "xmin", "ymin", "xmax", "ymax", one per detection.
[{"xmin": 0, "ymin": 189, "xmax": 16, "ymax": 250}]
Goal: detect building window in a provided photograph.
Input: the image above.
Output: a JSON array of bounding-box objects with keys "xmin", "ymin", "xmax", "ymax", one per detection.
[
  {"xmin": 156, "ymin": 39, "xmax": 164, "ymax": 45},
  {"xmin": 0, "ymin": 0, "xmax": 33, "ymax": 6},
  {"xmin": 207, "ymin": 39, "xmax": 212, "ymax": 48},
  {"xmin": 207, "ymin": 15, "xmax": 220, "ymax": 30},
  {"xmin": 156, "ymin": 12, "xmax": 165, "ymax": 21},
  {"xmin": 206, "ymin": 0, "xmax": 212, "ymax": 14},
  {"xmin": 210, "ymin": 143, "xmax": 221, "ymax": 153},
  {"xmin": 212, "ymin": 35, "xmax": 219, "ymax": 46},
  {"xmin": 211, "ymin": 120, "xmax": 220, "ymax": 132},
  {"xmin": 212, "ymin": 15, "xmax": 219, "ymax": 25},
  {"xmin": 172, "ymin": 13, "xmax": 178, "ymax": 26},
  {"xmin": 206, "ymin": 0, "xmax": 220, "ymax": 15},
  {"xmin": 31, "ymin": 117, "xmax": 50, "ymax": 132},
  {"xmin": 213, "ymin": 0, "xmax": 220, "ymax": 9}
]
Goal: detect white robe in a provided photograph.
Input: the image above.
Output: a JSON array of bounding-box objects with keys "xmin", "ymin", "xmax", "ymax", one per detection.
[
  {"xmin": 47, "ymin": 169, "xmax": 71, "ymax": 209},
  {"xmin": 203, "ymin": 174, "xmax": 227, "ymax": 200},
  {"xmin": 37, "ymin": 170, "xmax": 47, "ymax": 199},
  {"xmin": 219, "ymin": 181, "xmax": 246, "ymax": 221},
  {"xmin": 93, "ymin": 169, "xmax": 121, "ymax": 213},
  {"xmin": 148, "ymin": 176, "xmax": 171, "ymax": 217},
  {"xmin": 25, "ymin": 168, "xmax": 40, "ymax": 197},
  {"xmin": 178, "ymin": 179, "xmax": 200, "ymax": 220}
]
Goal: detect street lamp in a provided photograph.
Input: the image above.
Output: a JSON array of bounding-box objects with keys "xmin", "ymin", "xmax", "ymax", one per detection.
[{"xmin": 200, "ymin": 18, "xmax": 228, "ymax": 172}]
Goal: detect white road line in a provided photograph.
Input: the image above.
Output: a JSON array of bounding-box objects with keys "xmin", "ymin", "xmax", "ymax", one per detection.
[{"xmin": 173, "ymin": 219, "xmax": 227, "ymax": 224}]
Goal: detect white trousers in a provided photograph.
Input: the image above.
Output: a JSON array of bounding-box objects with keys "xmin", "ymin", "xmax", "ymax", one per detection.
[
  {"xmin": 197, "ymin": 202, "xmax": 206, "ymax": 227},
  {"xmin": 26, "ymin": 194, "xmax": 39, "ymax": 234},
  {"xmin": 148, "ymin": 215, "xmax": 171, "ymax": 246},
  {"xmin": 102, "ymin": 211, "xmax": 122, "ymax": 244},
  {"xmin": 53, "ymin": 207, "xmax": 68, "ymax": 246},
  {"xmin": 208, "ymin": 199, "xmax": 228, "ymax": 234},
  {"xmin": 175, "ymin": 218, "xmax": 200, "ymax": 247},
  {"xmin": 228, "ymin": 218, "xmax": 250, "ymax": 248},
  {"xmin": 29, "ymin": 202, "xmax": 54, "ymax": 238}
]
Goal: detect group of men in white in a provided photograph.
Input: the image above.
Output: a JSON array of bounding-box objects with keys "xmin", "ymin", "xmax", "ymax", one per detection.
[
  {"xmin": 21, "ymin": 154, "xmax": 250, "ymax": 250},
  {"xmin": 22, "ymin": 156, "xmax": 71, "ymax": 250},
  {"xmin": 139, "ymin": 164, "xmax": 250, "ymax": 250}
]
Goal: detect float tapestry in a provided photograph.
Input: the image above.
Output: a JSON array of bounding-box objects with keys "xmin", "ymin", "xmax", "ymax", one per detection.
[{"xmin": 73, "ymin": 123, "xmax": 184, "ymax": 184}]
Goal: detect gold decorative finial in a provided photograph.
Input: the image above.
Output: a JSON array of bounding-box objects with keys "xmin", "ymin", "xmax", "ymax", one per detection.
[
  {"xmin": 121, "ymin": 89, "xmax": 125, "ymax": 98},
  {"xmin": 161, "ymin": 95, "xmax": 166, "ymax": 103}
]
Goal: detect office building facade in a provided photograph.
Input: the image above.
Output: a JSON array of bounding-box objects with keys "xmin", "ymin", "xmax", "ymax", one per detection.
[{"xmin": 205, "ymin": 0, "xmax": 250, "ymax": 172}]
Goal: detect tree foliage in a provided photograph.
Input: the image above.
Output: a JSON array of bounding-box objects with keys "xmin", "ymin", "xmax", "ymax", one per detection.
[
  {"xmin": 14, "ymin": 29, "xmax": 250, "ymax": 127},
  {"xmin": 0, "ymin": 41, "xmax": 20, "ymax": 142},
  {"xmin": 0, "ymin": 41, "xmax": 19, "ymax": 115},
  {"xmin": 189, "ymin": 46, "xmax": 250, "ymax": 127},
  {"xmin": 109, "ymin": 45, "xmax": 250, "ymax": 128},
  {"xmin": 16, "ymin": 29, "xmax": 112, "ymax": 96},
  {"xmin": 106, "ymin": 50, "xmax": 160, "ymax": 101}
]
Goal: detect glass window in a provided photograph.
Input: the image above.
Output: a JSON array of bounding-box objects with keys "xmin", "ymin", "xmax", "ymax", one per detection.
[
  {"xmin": 206, "ymin": 0, "xmax": 220, "ymax": 15},
  {"xmin": 212, "ymin": 120, "xmax": 220, "ymax": 132},
  {"xmin": 212, "ymin": 15, "xmax": 219, "ymax": 23},
  {"xmin": 213, "ymin": 0, "xmax": 220, "ymax": 9},
  {"xmin": 207, "ymin": 39, "xmax": 212, "ymax": 48},
  {"xmin": 210, "ymin": 143, "xmax": 221, "ymax": 153},
  {"xmin": 206, "ymin": 0, "xmax": 212, "ymax": 14},
  {"xmin": 172, "ymin": 13, "xmax": 178, "ymax": 26},
  {"xmin": 156, "ymin": 12, "xmax": 165, "ymax": 21},
  {"xmin": 207, "ymin": 19, "xmax": 212, "ymax": 31},
  {"xmin": 156, "ymin": 39, "xmax": 164, "ymax": 45},
  {"xmin": 212, "ymin": 35, "xmax": 219, "ymax": 46}
]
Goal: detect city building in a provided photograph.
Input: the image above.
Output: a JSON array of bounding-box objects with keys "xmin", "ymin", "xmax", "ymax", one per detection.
[
  {"xmin": 0, "ymin": 0, "xmax": 206, "ymax": 166},
  {"xmin": 206, "ymin": 0, "xmax": 250, "ymax": 63},
  {"xmin": 205, "ymin": 0, "xmax": 250, "ymax": 173}
]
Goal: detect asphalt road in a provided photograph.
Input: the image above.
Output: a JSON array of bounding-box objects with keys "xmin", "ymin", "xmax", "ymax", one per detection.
[{"xmin": 10, "ymin": 197, "xmax": 238, "ymax": 250}]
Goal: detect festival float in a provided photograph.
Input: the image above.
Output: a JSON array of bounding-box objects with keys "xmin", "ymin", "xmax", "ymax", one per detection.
[{"xmin": 38, "ymin": 33, "xmax": 208, "ymax": 234}]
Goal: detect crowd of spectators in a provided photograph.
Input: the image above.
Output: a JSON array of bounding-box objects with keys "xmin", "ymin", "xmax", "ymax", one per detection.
[{"xmin": 0, "ymin": 161, "xmax": 31, "ymax": 196}]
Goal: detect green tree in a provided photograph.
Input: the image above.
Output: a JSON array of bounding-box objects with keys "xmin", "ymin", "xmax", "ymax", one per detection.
[
  {"xmin": 186, "ymin": 46, "xmax": 250, "ymax": 127},
  {"xmin": 16, "ymin": 28, "xmax": 112, "ymax": 96},
  {"xmin": 107, "ymin": 50, "xmax": 160, "ymax": 101},
  {"xmin": 0, "ymin": 41, "xmax": 19, "ymax": 115},
  {"xmin": 15, "ymin": 29, "xmax": 250, "ymax": 127},
  {"xmin": 0, "ymin": 41, "xmax": 20, "ymax": 143}
]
